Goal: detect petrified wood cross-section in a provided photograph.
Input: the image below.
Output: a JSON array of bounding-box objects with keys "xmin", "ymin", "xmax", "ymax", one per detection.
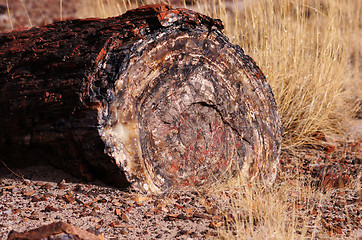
[{"xmin": 0, "ymin": 5, "xmax": 282, "ymax": 193}]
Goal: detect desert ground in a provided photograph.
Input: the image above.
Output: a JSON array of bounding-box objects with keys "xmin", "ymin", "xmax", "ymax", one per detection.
[{"xmin": 0, "ymin": 0, "xmax": 361, "ymax": 239}]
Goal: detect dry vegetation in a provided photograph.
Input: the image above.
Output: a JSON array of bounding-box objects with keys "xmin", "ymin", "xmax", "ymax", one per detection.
[
  {"xmin": 2, "ymin": 0, "xmax": 361, "ymax": 239},
  {"xmin": 231, "ymin": 0, "xmax": 360, "ymax": 146}
]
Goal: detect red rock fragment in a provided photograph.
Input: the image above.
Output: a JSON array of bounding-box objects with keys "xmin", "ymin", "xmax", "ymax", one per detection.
[
  {"xmin": 212, "ymin": 215, "xmax": 223, "ymax": 221},
  {"xmin": 63, "ymin": 194, "xmax": 75, "ymax": 204},
  {"xmin": 165, "ymin": 213, "xmax": 179, "ymax": 221},
  {"xmin": 155, "ymin": 202, "xmax": 168, "ymax": 213},
  {"xmin": 193, "ymin": 211, "xmax": 212, "ymax": 220},
  {"xmin": 177, "ymin": 213, "xmax": 190, "ymax": 220},
  {"xmin": 125, "ymin": 206, "xmax": 133, "ymax": 213},
  {"xmin": 206, "ymin": 206, "xmax": 218, "ymax": 215},
  {"xmin": 12, "ymin": 208, "xmax": 21, "ymax": 214},
  {"xmin": 313, "ymin": 131, "xmax": 327, "ymax": 141},
  {"xmin": 323, "ymin": 144, "xmax": 336, "ymax": 153},
  {"xmin": 110, "ymin": 220, "xmax": 133, "ymax": 229},
  {"xmin": 29, "ymin": 211, "xmax": 39, "ymax": 220},
  {"xmin": 40, "ymin": 196, "xmax": 48, "ymax": 201},
  {"xmin": 209, "ymin": 221, "xmax": 223, "ymax": 228},
  {"xmin": 184, "ymin": 208, "xmax": 193, "ymax": 216},
  {"xmin": 44, "ymin": 205, "xmax": 58, "ymax": 212},
  {"xmin": 113, "ymin": 201, "xmax": 121, "ymax": 206},
  {"xmin": 134, "ymin": 202, "xmax": 144, "ymax": 206},
  {"xmin": 132, "ymin": 196, "xmax": 152, "ymax": 203},
  {"xmin": 41, "ymin": 183, "xmax": 53, "ymax": 190},
  {"xmin": 175, "ymin": 203, "xmax": 185, "ymax": 209},
  {"xmin": 177, "ymin": 229, "xmax": 191, "ymax": 236},
  {"xmin": 31, "ymin": 195, "xmax": 41, "ymax": 202},
  {"xmin": 89, "ymin": 209, "xmax": 98, "ymax": 216},
  {"xmin": 97, "ymin": 198, "xmax": 107, "ymax": 203},
  {"xmin": 23, "ymin": 190, "xmax": 36, "ymax": 196},
  {"xmin": 120, "ymin": 211, "xmax": 130, "ymax": 223},
  {"xmin": 321, "ymin": 168, "xmax": 350, "ymax": 189},
  {"xmin": 115, "ymin": 208, "xmax": 121, "ymax": 216},
  {"xmin": 7, "ymin": 221, "xmax": 101, "ymax": 240},
  {"xmin": 57, "ymin": 180, "xmax": 67, "ymax": 190},
  {"xmin": 31, "ymin": 195, "xmax": 47, "ymax": 202},
  {"xmin": 83, "ymin": 204, "xmax": 91, "ymax": 209},
  {"xmin": 79, "ymin": 212, "xmax": 88, "ymax": 217},
  {"xmin": 334, "ymin": 227, "xmax": 343, "ymax": 234},
  {"xmin": 23, "ymin": 180, "xmax": 31, "ymax": 186},
  {"xmin": 73, "ymin": 185, "xmax": 83, "ymax": 192}
]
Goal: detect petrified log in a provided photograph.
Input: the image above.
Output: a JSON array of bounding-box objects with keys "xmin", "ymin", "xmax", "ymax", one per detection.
[{"xmin": 0, "ymin": 5, "xmax": 282, "ymax": 193}]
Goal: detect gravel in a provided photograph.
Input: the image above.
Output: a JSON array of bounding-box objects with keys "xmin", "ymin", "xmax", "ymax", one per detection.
[{"xmin": 0, "ymin": 165, "xmax": 224, "ymax": 239}]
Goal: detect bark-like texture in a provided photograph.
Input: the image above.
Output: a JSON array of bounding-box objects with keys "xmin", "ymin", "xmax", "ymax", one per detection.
[{"xmin": 0, "ymin": 5, "xmax": 282, "ymax": 193}]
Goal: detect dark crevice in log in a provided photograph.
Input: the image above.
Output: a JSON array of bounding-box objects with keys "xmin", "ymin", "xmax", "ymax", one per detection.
[{"xmin": 191, "ymin": 101, "xmax": 251, "ymax": 144}]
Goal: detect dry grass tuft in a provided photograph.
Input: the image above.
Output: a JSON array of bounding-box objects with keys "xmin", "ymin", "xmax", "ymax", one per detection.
[{"xmin": 214, "ymin": 181, "xmax": 313, "ymax": 239}]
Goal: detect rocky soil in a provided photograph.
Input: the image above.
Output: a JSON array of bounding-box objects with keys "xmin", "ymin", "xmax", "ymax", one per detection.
[
  {"xmin": 278, "ymin": 140, "xmax": 361, "ymax": 239},
  {"xmin": 0, "ymin": 165, "xmax": 225, "ymax": 239}
]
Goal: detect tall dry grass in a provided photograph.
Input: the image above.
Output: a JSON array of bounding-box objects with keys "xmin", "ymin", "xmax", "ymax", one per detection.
[{"xmin": 213, "ymin": 179, "xmax": 323, "ymax": 239}]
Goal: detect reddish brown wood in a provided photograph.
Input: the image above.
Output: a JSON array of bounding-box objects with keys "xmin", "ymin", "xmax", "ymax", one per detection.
[
  {"xmin": 0, "ymin": 5, "xmax": 282, "ymax": 193},
  {"xmin": 7, "ymin": 221, "xmax": 101, "ymax": 240}
]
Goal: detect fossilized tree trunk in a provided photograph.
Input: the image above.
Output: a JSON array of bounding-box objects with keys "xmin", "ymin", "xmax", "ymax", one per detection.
[{"xmin": 0, "ymin": 5, "xmax": 282, "ymax": 193}]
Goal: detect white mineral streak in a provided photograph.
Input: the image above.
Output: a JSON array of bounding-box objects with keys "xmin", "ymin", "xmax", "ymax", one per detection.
[
  {"xmin": 101, "ymin": 119, "xmax": 161, "ymax": 193},
  {"xmin": 101, "ymin": 126, "xmax": 127, "ymax": 169},
  {"xmin": 159, "ymin": 12, "xmax": 180, "ymax": 27},
  {"xmin": 188, "ymin": 67, "xmax": 215, "ymax": 100}
]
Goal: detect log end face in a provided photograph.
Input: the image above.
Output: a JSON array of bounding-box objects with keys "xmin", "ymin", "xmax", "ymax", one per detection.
[
  {"xmin": 91, "ymin": 5, "xmax": 281, "ymax": 193},
  {"xmin": 95, "ymin": 28, "xmax": 281, "ymax": 193}
]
